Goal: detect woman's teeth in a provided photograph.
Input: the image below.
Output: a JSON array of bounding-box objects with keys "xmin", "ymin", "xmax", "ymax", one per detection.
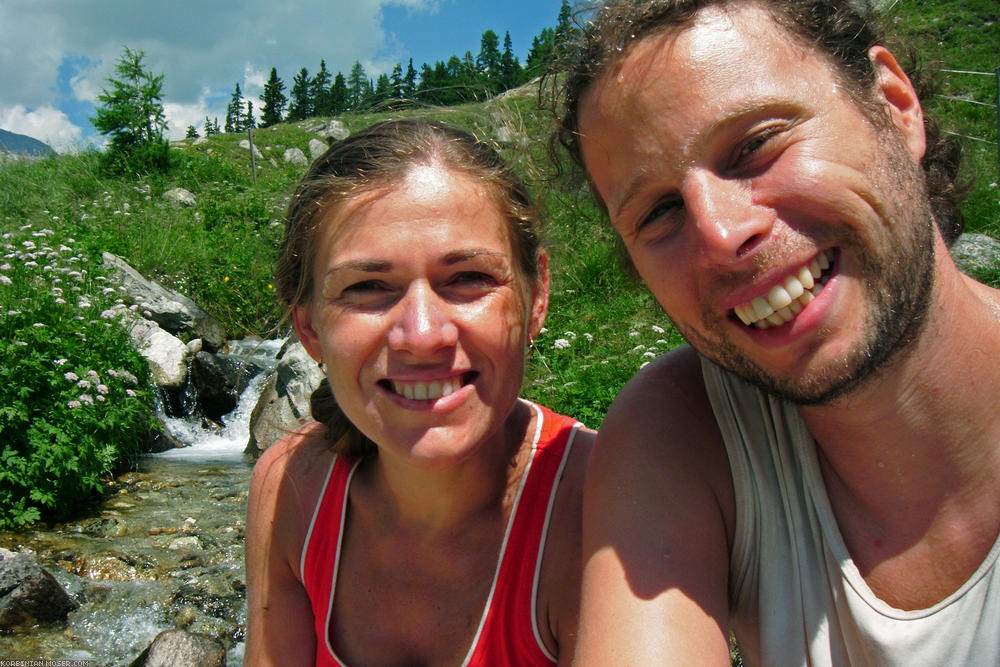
[
  {"xmin": 390, "ymin": 377, "xmax": 463, "ymax": 400},
  {"xmin": 733, "ymin": 250, "xmax": 834, "ymax": 329}
]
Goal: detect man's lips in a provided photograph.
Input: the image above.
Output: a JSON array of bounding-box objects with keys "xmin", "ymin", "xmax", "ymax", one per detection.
[{"xmin": 731, "ymin": 249, "xmax": 836, "ymax": 329}]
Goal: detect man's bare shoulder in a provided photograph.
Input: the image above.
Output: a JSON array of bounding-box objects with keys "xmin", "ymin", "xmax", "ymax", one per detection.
[{"xmin": 604, "ymin": 345, "xmax": 720, "ymax": 448}]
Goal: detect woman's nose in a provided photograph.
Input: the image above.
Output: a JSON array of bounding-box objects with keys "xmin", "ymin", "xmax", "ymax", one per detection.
[{"xmin": 386, "ymin": 282, "xmax": 459, "ymax": 354}]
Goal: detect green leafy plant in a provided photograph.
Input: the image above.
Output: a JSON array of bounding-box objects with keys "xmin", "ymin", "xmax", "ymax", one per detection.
[{"xmin": 0, "ymin": 225, "xmax": 155, "ymax": 528}]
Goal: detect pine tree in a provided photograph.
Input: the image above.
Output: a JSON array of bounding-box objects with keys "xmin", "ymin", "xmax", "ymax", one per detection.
[
  {"xmin": 91, "ymin": 46, "xmax": 169, "ymax": 173},
  {"xmin": 476, "ymin": 30, "xmax": 502, "ymax": 94},
  {"xmin": 330, "ymin": 73, "xmax": 349, "ymax": 114},
  {"xmin": 185, "ymin": 125, "xmax": 199, "ymax": 139},
  {"xmin": 372, "ymin": 73, "xmax": 391, "ymax": 107},
  {"xmin": 243, "ymin": 99, "xmax": 256, "ymax": 130},
  {"xmin": 404, "ymin": 58, "xmax": 418, "ymax": 98},
  {"xmin": 525, "ymin": 27, "xmax": 556, "ymax": 79},
  {"xmin": 499, "ymin": 31, "xmax": 522, "ymax": 91},
  {"xmin": 204, "ymin": 116, "xmax": 214, "ymax": 136},
  {"xmin": 311, "ymin": 60, "xmax": 333, "ymax": 116},
  {"xmin": 287, "ymin": 68, "xmax": 312, "ymax": 121},
  {"xmin": 346, "ymin": 61, "xmax": 368, "ymax": 110},
  {"xmin": 260, "ymin": 67, "xmax": 287, "ymax": 127},
  {"xmin": 390, "ymin": 64, "xmax": 404, "ymax": 99},
  {"xmin": 554, "ymin": 0, "xmax": 580, "ymax": 58},
  {"xmin": 225, "ymin": 83, "xmax": 244, "ymax": 133}
]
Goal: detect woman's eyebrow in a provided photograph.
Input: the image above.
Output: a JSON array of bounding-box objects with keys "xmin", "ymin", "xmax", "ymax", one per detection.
[{"xmin": 441, "ymin": 248, "xmax": 507, "ymax": 265}]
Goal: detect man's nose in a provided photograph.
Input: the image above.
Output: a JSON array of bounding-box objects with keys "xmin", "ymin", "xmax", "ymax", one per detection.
[{"xmin": 683, "ymin": 170, "xmax": 773, "ymax": 263}]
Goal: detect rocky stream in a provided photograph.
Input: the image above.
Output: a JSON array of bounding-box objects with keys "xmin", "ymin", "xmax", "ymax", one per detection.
[{"xmin": 0, "ymin": 339, "xmax": 293, "ymax": 666}]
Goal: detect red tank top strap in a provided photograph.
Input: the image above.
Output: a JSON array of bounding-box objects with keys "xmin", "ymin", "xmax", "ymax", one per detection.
[
  {"xmin": 464, "ymin": 402, "xmax": 582, "ymax": 666},
  {"xmin": 301, "ymin": 454, "xmax": 359, "ymax": 667}
]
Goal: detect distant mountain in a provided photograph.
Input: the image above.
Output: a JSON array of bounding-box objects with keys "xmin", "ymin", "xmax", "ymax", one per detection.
[{"xmin": 0, "ymin": 129, "xmax": 55, "ymax": 156}]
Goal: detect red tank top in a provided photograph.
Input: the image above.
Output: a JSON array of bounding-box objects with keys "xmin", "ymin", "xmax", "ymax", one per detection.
[{"xmin": 300, "ymin": 402, "xmax": 581, "ymax": 666}]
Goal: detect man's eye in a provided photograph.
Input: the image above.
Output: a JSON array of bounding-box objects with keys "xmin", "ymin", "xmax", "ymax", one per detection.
[
  {"xmin": 734, "ymin": 126, "xmax": 783, "ymax": 167},
  {"xmin": 636, "ymin": 199, "xmax": 683, "ymax": 239}
]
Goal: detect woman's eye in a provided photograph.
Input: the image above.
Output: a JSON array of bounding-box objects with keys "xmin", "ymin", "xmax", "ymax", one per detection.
[
  {"xmin": 450, "ymin": 271, "xmax": 494, "ymax": 286},
  {"xmin": 343, "ymin": 280, "xmax": 386, "ymax": 294}
]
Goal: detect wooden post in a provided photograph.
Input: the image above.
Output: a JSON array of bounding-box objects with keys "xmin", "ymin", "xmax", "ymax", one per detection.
[{"xmin": 247, "ymin": 126, "xmax": 258, "ymax": 186}]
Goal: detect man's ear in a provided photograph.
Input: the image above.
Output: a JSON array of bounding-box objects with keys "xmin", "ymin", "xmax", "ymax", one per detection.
[
  {"xmin": 292, "ymin": 305, "xmax": 324, "ymax": 363},
  {"xmin": 528, "ymin": 251, "xmax": 550, "ymax": 342},
  {"xmin": 869, "ymin": 45, "xmax": 925, "ymax": 161}
]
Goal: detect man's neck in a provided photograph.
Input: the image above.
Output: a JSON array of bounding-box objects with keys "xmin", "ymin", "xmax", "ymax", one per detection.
[{"xmin": 796, "ymin": 246, "xmax": 1000, "ymax": 605}]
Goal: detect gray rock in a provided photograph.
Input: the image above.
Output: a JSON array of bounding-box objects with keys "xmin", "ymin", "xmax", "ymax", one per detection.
[
  {"xmin": 245, "ymin": 339, "xmax": 324, "ymax": 456},
  {"xmin": 103, "ymin": 253, "xmax": 227, "ymax": 350},
  {"xmin": 238, "ymin": 139, "xmax": 262, "ymax": 159},
  {"xmin": 951, "ymin": 232, "xmax": 1000, "ymax": 278},
  {"xmin": 0, "ymin": 548, "xmax": 78, "ymax": 628},
  {"xmin": 283, "ymin": 147, "xmax": 308, "ymax": 166},
  {"xmin": 309, "ymin": 138, "xmax": 328, "ymax": 160},
  {"xmin": 191, "ymin": 351, "xmax": 239, "ymax": 421},
  {"xmin": 163, "ymin": 188, "xmax": 197, "ymax": 207},
  {"xmin": 140, "ymin": 329, "xmax": 190, "ymax": 389},
  {"xmin": 136, "ymin": 629, "xmax": 226, "ymax": 667},
  {"xmin": 309, "ymin": 119, "xmax": 349, "ymax": 141}
]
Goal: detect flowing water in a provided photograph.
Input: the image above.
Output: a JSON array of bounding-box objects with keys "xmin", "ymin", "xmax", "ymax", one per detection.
[{"xmin": 0, "ymin": 338, "xmax": 285, "ymax": 666}]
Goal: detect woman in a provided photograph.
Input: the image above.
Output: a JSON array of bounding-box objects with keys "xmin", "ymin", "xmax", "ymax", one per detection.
[{"xmin": 245, "ymin": 119, "xmax": 594, "ymax": 666}]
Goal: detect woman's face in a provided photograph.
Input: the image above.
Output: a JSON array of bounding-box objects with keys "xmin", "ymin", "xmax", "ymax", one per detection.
[{"xmin": 294, "ymin": 163, "xmax": 548, "ymax": 468}]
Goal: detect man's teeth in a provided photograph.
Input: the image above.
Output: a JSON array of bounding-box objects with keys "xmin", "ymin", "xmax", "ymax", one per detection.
[
  {"xmin": 391, "ymin": 378, "xmax": 463, "ymax": 400},
  {"xmin": 733, "ymin": 250, "xmax": 833, "ymax": 329}
]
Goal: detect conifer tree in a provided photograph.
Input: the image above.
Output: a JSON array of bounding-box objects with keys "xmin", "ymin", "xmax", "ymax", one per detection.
[
  {"xmin": 244, "ymin": 99, "xmax": 256, "ymax": 130},
  {"xmin": 372, "ymin": 73, "xmax": 391, "ymax": 107},
  {"xmin": 403, "ymin": 58, "xmax": 418, "ymax": 98},
  {"xmin": 185, "ymin": 125, "xmax": 199, "ymax": 139},
  {"xmin": 311, "ymin": 60, "xmax": 333, "ymax": 116},
  {"xmin": 260, "ymin": 67, "xmax": 287, "ymax": 127},
  {"xmin": 287, "ymin": 67, "xmax": 312, "ymax": 121},
  {"xmin": 500, "ymin": 31, "xmax": 522, "ymax": 90},
  {"xmin": 204, "ymin": 116, "xmax": 213, "ymax": 136},
  {"xmin": 91, "ymin": 46, "xmax": 169, "ymax": 173},
  {"xmin": 476, "ymin": 30, "xmax": 502, "ymax": 94},
  {"xmin": 525, "ymin": 27, "xmax": 555, "ymax": 79},
  {"xmin": 346, "ymin": 61, "xmax": 368, "ymax": 110},
  {"xmin": 330, "ymin": 73, "xmax": 349, "ymax": 114},
  {"xmin": 225, "ymin": 83, "xmax": 245, "ymax": 133},
  {"xmin": 390, "ymin": 64, "xmax": 404, "ymax": 99}
]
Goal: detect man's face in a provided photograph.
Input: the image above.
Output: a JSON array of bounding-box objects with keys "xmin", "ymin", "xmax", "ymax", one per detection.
[{"xmin": 578, "ymin": 3, "xmax": 936, "ymax": 404}]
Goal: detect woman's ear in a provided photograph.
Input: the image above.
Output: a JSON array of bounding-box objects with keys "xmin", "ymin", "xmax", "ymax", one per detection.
[
  {"xmin": 292, "ymin": 304, "xmax": 324, "ymax": 363},
  {"xmin": 528, "ymin": 251, "xmax": 550, "ymax": 342},
  {"xmin": 869, "ymin": 45, "xmax": 925, "ymax": 161}
]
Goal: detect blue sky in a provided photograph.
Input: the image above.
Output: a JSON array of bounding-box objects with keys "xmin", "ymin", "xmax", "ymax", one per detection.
[{"xmin": 0, "ymin": 0, "xmax": 568, "ymax": 152}]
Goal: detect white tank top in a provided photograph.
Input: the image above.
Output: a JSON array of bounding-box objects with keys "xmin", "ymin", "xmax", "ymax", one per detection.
[{"xmin": 702, "ymin": 358, "xmax": 1000, "ymax": 666}]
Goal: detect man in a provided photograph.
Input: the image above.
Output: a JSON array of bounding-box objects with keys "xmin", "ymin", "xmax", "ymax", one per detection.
[{"xmin": 558, "ymin": 0, "xmax": 1000, "ymax": 664}]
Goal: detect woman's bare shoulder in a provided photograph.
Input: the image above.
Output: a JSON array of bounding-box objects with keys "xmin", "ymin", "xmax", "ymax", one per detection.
[{"xmin": 249, "ymin": 421, "xmax": 336, "ymax": 523}]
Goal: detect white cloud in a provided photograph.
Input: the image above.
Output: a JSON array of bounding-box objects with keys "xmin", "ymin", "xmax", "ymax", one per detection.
[{"xmin": 0, "ymin": 105, "xmax": 82, "ymax": 153}]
